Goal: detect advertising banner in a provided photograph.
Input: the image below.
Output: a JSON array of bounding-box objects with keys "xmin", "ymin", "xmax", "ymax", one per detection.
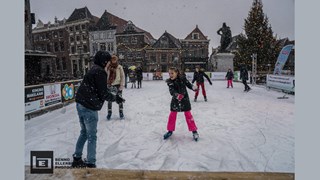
[
  {"xmin": 273, "ymin": 44, "xmax": 294, "ymax": 75},
  {"xmin": 61, "ymin": 81, "xmax": 81, "ymax": 102},
  {"xmin": 25, "ymin": 85, "xmax": 45, "ymax": 114},
  {"xmin": 143, "ymin": 73, "xmax": 153, "ymax": 81},
  {"xmin": 44, "ymin": 84, "xmax": 62, "ymax": 107},
  {"xmin": 211, "ymin": 72, "xmax": 227, "ymax": 80},
  {"xmin": 267, "ymin": 75, "xmax": 295, "ymax": 92}
]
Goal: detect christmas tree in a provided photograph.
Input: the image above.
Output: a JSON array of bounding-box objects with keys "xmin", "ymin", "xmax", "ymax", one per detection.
[{"xmin": 234, "ymin": 0, "xmax": 281, "ymax": 73}]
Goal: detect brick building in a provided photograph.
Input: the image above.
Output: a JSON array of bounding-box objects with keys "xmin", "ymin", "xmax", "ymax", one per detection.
[
  {"xmin": 181, "ymin": 25, "xmax": 210, "ymax": 72},
  {"xmin": 145, "ymin": 31, "xmax": 181, "ymax": 72}
]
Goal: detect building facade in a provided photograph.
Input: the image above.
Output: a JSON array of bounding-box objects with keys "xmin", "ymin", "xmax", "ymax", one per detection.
[
  {"xmin": 116, "ymin": 21, "xmax": 154, "ymax": 71},
  {"xmin": 181, "ymin": 25, "xmax": 209, "ymax": 72},
  {"xmin": 145, "ymin": 31, "xmax": 181, "ymax": 72}
]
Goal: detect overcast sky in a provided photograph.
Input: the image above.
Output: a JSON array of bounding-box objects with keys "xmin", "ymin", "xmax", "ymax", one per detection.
[{"xmin": 30, "ymin": 0, "xmax": 294, "ymax": 50}]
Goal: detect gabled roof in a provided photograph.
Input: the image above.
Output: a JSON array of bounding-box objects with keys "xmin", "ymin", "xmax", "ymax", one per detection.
[
  {"xmin": 184, "ymin": 25, "xmax": 208, "ymax": 40},
  {"xmin": 152, "ymin": 31, "xmax": 181, "ymax": 49},
  {"xmin": 66, "ymin": 7, "xmax": 94, "ymax": 23},
  {"xmin": 95, "ymin": 10, "xmax": 116, "ymax": 30}
]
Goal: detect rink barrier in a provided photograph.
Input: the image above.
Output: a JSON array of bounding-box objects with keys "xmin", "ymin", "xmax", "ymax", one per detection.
[
  {"xmin": 25, "ymin": 79, "xmax": 82, "ymax": 118},
  {"xmin": 25, "ymin": 166, "xmax": 294, "ymax": 180},
  {"xmin": 267, "ymin": 74, "xmax": 295, "ymax": 93},
  {"xmin": 142, "ymin": 72, "xmax": 242, "ymax": 81}
]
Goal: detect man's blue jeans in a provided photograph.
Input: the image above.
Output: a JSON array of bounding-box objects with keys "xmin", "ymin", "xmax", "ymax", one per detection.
[{"xmin": 73, "ymin": 103, "xmax": 98, "ymax": 164}]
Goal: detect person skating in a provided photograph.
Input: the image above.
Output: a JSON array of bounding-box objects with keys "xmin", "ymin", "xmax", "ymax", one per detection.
[
  {"xmin": 192, "ymin": 66, "xmax": 212, "ymax": 102},
  {"xmin": 136, "ymin": 66, "xmax": 143, "ymax": 89},
  {"xmin": 164, "ymin": 67, "xmax": 200, "ymax": 141},
  {"xmin": 129, "ymin": 69, "xmax": 137, "ymax": 88},
  {"xmin": 105, "ymin": 55, "xmax": 125, "ymax": 120},
  {"xmin": 240, "ymin": 65, "xmax": 251, "ymax": 92},
  {"xmin": 225, "ymin": 68, "xmax": 234, "ymax": 88},
  {"xmin": 72, "ymin": 51, "xmax": 125, "ymax": 168},
  {"xmin": 123, "ymin": 65, "xmax": 129, "ymax": 89}
]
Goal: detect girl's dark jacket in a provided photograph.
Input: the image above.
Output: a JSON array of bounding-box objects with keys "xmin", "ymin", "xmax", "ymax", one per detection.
[
  {"xmin": 225, "ymin": 71, "xmax": 234, "ymax": 80},
  {"xmin": 192, "ymin": 71, "xmax": 212, "ymax": 84},
  {"xmin": 75, "ymin": 51, "xmax": 115, "ymax": 111},
  {"xmin": 166, "ymin": 76, "xmax": 194, "ymax": 112}
]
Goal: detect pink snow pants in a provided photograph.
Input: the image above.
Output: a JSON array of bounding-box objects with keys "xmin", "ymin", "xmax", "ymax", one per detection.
[
  {"xmin": 227, "ymin": 80, "xmax": 233, "ymax": 88},
  {"xmin": 195, "ymin": 82, "xmax": 206, "ymax": 98},
  {"xmin": 167, "ymin": 111, "xmax": 198, "ymax": 131}
]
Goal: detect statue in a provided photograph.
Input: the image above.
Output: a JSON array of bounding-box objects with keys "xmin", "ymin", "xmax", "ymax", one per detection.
[{"xmin": 217, "ymin": 22, "xmax": 232, "ymax": 53}]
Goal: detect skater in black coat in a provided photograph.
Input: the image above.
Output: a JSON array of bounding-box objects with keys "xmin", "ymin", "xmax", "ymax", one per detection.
[
  {"xmin": 225, "ymin": 68, "xmax": 234, "ymax": 88},
  {"xmin": 73, "ymin": 51, "xmax": 125, "ymax": 168},
  {"xmin": 136, "ymin": 67, "xmax": 143, "ymax": 88},
  {"xmin": 163, "ymin": 67, "xmax": 200, "ymax": 141},
  {"xmin": 240, "ymin": 65, "xmax": 251, "ymax": 92},
  {"xmin": 192, "ymin": 66, "xmax": 212, "ymax": 102}
]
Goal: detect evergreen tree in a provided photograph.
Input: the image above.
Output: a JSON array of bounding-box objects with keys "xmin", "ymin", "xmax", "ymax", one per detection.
[{"xmin": 234, "ymin": 0, "xmax": 280, "ymax": 72}]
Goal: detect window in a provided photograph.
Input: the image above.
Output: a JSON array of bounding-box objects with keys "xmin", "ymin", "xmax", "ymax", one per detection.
[
  {"xmin": 192, "ymin": 33, "xmax": 199, "ymax": 40},
  {"xmin": 71, "ymin": 46, "xmax": 75, "ymax": 54},
  {"xmin": 99, "ymin": 32, "xmax": 105, "ymax": 39},
  {"xmin": 160, "ymin": 36, "xmax": 168, "ymax": 48},
  {"xmin": 75, "ymin": 25, "xmax": 80, "ymax": 31},
  {"xmin": 70, "ymin": 36, "xmax": 74, "ymax": 42},
  {"xmin": 131, "ymin": 37, "xmax": 137, "ymax": 44},
  {"xmin": 53, "ymin": 31, "xmax": 58, "ymax": 38},
  {"xmin": 150, "ymin": 54, "xmax": 156, "ymax": 62},
  {"xmin": 56, "ymin": 58, "xmax": 61, "ymax": 70},
  {"xmin": 107, "ymin": 43, "xmax": 113, "ymax": 52},
  {"xmin": 82, "ymin": 35, "xmax": 87, "ymax": 41},
  {"xmin": 93, "ymin": 33, "xmax": 99, "ymax": 40},
  {"xmin": 59, "ymin": 31, "xmax": 63, "ymax": 38},
  {"xmin": 62, "ymin": 57, "xmax": 67, "ymax": 70},
  {"xmin": 123, "ymin": 37, "xmax": 129, "ymax": 43},
  {"xmin": 81, "ymin": 24, "xmax": 86, "ymax": 30},
  {"xmin": 33, "ymin": 34, "xmax": 39, "ymax": 41},
  {"xmin": 76, "ymin": 35, "xmax": 80, "ymax": 42},
  {"xmin": 47, "ymin": 43, "xmax": 51, "ymax": 52},
  {"xmin": 69, "ymin": 26, "xmax": 73, "ymax": 32},
  {"xmin": 83, "ymin": 45, "xmax": 88, "ymax": 52},
  {"xmin": 54, "ymin": 42, "xmax": 59, "ymax": 52},
  {"xmin": 161, "ymin": 53, "xmax": 167, "ymax": 63},
  {"xmin": 107, "ymin": 32, "xmax": 113, "ymax": 39},
  {"xmin": 60, "ymin": 41, "xmax": 65, "ymax": 51},
  {"xmin": 46, "ymin": 32, "xmax": 51, "ymax": 39},
  {"xmin": 100, "ymin": 43, "xmax": 106, "ymax": 51}
]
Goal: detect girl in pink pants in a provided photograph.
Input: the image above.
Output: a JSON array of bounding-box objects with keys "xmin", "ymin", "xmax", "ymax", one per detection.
[{"xmin": 164, "ymin": 67, "xmax": 199, "ymax": 141}]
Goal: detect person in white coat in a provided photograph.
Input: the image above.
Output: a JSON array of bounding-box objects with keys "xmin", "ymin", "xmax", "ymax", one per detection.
[{"xmin": 105, "ymin": 55, "xmax": 125, "ymax": 119}]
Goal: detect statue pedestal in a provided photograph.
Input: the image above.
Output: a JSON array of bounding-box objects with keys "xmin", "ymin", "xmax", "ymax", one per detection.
[{"xmin": 213, "ymin": 53, "xmax": 235, "ymax": 72}]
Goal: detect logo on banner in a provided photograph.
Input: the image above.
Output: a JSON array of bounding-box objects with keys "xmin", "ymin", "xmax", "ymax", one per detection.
[
  {"xmin": 30, "ymin": 151, "xmax": 53, "ymax": 174},
  {"xmin": 62, "ymin": 84, "xmax": 74, "ymax": 100}
]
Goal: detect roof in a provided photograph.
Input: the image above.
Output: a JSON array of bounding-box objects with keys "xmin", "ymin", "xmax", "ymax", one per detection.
[
  {"xmin": 184, "ymin": 25, "xmax": 208, "ymax": 40},
  {"xmin": 152, "ymin": 31, "xmax": 181, "ymax": 49},
  {"xmin": 66, "ymin": 7, "xmax": 94, "ymax": 23}
]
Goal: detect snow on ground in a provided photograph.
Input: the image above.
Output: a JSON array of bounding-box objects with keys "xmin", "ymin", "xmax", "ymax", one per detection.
[{"xmin": 25, "ymin": 80, "xmax": 294, "ymax": 172}]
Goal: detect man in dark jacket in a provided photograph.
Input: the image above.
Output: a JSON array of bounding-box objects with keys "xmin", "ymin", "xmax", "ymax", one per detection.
[
  {"xmin": 240, "ymin": 65, "xmax": 251, "ymax": 92},
  {"xmin": 72, "ymin": 51, "xmax": 124, "ymax": 168},
  {"xmin": 123, "ymin": 65, "xmax": 129, "ymax": 88},
  {"xmin": 136, "ymin": 66, "xmax": 143, "ymax": 89},
  {"xmin": 192, "ymin": 66, "xmax": 212, "ymax": 102}
]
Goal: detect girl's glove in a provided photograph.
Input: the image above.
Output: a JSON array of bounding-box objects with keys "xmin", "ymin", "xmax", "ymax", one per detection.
[
  {"xmin": 192, "ymin": 85, "xmax": 198, "ymax": 91},
  {"xmin": 177, "ymin": 94, "xmax": 184, "ymax": 101}
]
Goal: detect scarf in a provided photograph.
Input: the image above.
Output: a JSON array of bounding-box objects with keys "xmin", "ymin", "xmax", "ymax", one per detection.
[{"xmin": 107, "ymin": 61, "xmax": 119, "ymax": 85}]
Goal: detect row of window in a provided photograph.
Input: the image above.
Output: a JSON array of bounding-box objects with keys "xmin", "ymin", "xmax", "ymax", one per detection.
[
  {"xmin": 70, "ymin": 35, "xmax": 87, "ymax": 42},
  {"xmin": 92, "ymin": 42, "xmax": 114, "ymax": 53},
  {"xmin": 69, "ymin": 24, "xmax": 86, "ymax": 32},
  {"xmin": 121, "ymin": 37, "xmax": 138, "ymax": 44},
  {"xmin": 35, "ymin": 41, "xmax": 65, "ymax": 52},
  {"xmin": 149, "ymin": 54, "xmax": 179, "ymax": 63},
  {"xmin": 92, "ymin": 32, "xmax": 115, "ymax": 40},
  {"xmin": 70, "ymin": 45, "xmax": 88, "ymax": 54},
  {"xmin": 34, "ymin": 31, "xmax": 64, "ymax": 41}
]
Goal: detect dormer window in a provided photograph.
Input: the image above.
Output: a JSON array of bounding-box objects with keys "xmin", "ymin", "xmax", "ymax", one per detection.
[{"xmin": 192, "ymin": 33, "xmax": 199, "ymax": 40}]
